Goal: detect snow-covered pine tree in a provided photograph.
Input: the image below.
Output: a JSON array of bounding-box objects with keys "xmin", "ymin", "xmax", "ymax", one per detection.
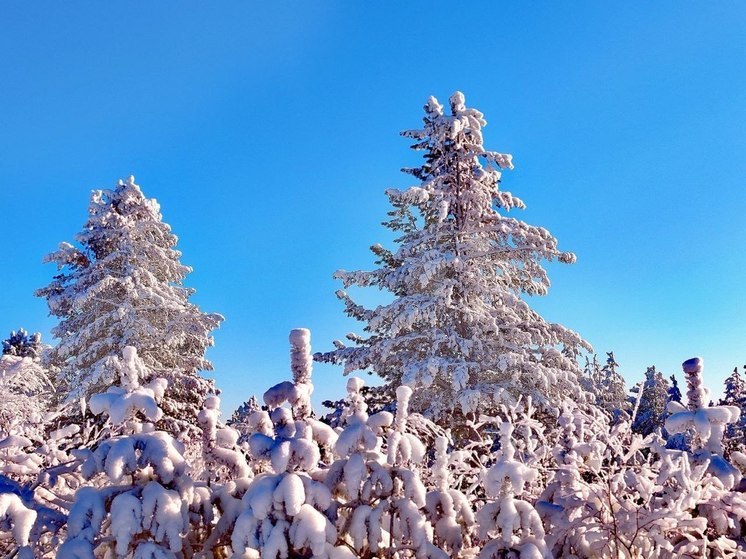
[
  {"xmin": 478, "ymin": 418, "xmax": 550, "ymax": 558},
  {"xmin": 227, "ymin": 395, "xmax": 262, "ymax": 444},
  {"xmin": 316, "ymin": 92, "xmax": 590, "ymax": 422},
  {"xmin": 36, "ymin": 176, "xmax": 223, "ymax": 437},
  {"xmin": 2, "ymin": 329, "xmax": 43, "ymax": 359},
  {"xmin": 631, "ymin": 366, "xmax": 669, "ymax": 437},
  {"xmin": 721, "ymin": 366, "xmax": 746, "ymax": 454},
  {"xmin": 668, "ymin": 373, "xmax": 683, "ymax": 403},
  {"xmin": 205, "ymin": 329, "xmax": 344, "ymax": 558},
  {"xmin": 0, "ymin": 332, "xmax": 52, "ymax": 441},
  {"xmin": 722, "ymin": 366, "xmax": 746, "ymax": 407},
  {"xmin": 581, "ymin": 352, "xmax": 627, "ymax": 420}
]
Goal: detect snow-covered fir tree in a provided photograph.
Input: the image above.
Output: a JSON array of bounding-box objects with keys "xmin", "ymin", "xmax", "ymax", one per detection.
[
  {"xmin": 631, "ymin": 366, "xmax": 669, "ymax": 437},
  {"xmin": 668, "ymin": 373, "xmax": 683, "ymax": 404},
  {"xmin": 196, "ymin": 394, "xmax": 250, "ymax": 484},
  {"xmin": 317, "ymin": 92, "xmax": 590, "ymax": 422},
  {"xmin": 2, "ymin": 329, "xmax": 43, "ymax": 359},
  {"xmin": 721, "ymin": 366, "xmax": 746, "ymax": 454},
  {"xmin": 202, "ymin": 329, "xmax": 343, "ymax": 558},
  {"xmin": 722, "ymin": 367, "xmax": 746, "ymax": 408},
  {"xmin": 477, "ymin": 417, "xmax": 550, "ymax": 558},
  {"xmin": 227, "ymin": 395, "xmax": 262, "ymax": 444},
  {"xmin": 581, "ymin": 352, "xmax": 627, "ymax": 420},
  {"xmin": 36, "ymin": 176, "xmax": 223, "ymax": 437},
  {"xmin": 325, "ymin": 380, "xmax": 446, "ymax": 558},
  {"xmin": 0, "ymin": 333, "xmax": 52, "ymax": 441}
]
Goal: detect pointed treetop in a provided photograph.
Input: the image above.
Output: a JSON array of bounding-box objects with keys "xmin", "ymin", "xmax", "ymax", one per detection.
[{"xmin": 449, "ymin": 91, "xmax": 466, "ymax": 112}]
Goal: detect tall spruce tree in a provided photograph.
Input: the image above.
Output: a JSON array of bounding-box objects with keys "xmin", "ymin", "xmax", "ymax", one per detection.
[
  {"xmin": 316, "ymin": 92, "xmax": 590, "ymax": 420},
  {"xmin": 36, "ymin": 176, "xmax": 223, "ymax": 437}
]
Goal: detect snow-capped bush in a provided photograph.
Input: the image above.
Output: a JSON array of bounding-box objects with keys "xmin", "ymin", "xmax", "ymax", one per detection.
[{"xmin": 57, "ymin": 346, "xmax": 210, "ymax": 558}]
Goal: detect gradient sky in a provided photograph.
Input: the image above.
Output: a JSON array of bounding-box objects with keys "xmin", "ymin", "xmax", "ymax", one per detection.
[{"xmin": 1, "ymin": 3, "xmax": 745, "ymax": 415}]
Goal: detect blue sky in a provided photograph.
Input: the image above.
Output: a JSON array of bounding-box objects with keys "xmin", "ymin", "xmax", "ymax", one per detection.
[{"xmin": 1, "ymin": 3, "xmax": 745, "ymax": 414}]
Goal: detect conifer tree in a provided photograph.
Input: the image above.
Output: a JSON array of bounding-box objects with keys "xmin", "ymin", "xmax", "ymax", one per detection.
[
  {"xmin": 2, "ymin": 329, "xmax": 43, "ymax": 359},
  {"xmin": 581, "ymin": 352, "xmax": 627, "ymax": 419},
  {"xmin": 721, "ymin": 366, "xmax": 746, "ymax": 408},
  {"xmin": 667, "ymin": 374, "xmax": 683, "ymax": 403},
  {"xmin": 631, "ymin": 366, "xmax": 669, "ymax": 437},
  {"xmin": 317, "ymin": 92, "xmax": 590, "ymax": 421},
  {"xmin": 227, "ymin": 395, "xmax": 262, "ymax": 444},
  {"xmin": 720, "ymin": 366, "xmax": 746, "ymax": 453},
  {"xmin": 36, "ymin": 176, "xmax": 223, "ymax": 436},
  {"xmin": 0, "ymin": 331, "xmax": 52, "ymax": 440}
]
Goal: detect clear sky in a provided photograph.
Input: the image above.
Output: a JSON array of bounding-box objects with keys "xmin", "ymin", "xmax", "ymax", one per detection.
[{"xmin": 1, "ymin": 3, "xmax": 745, "ymax": 415}]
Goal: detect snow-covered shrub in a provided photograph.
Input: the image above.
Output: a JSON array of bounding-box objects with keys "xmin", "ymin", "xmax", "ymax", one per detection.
[
  {"xmin": 539, "ymin": 405, "xmax": 685, "ymax": 556},
  {"xmin": 202, "ymin": 329, "xmax": 343, "ymax": 559},
  {"xmin": 477, "ymin": 418, "xmax": 549, "ymax": 558},
  {"xmin": 537, "ymin": 357, "xmax": 746, "ymax": 557},
  {"xmin": 57, "ymin": 346, "xmax": 209, "ymax": 558},
  {"xmin": 0, "ymin": 349, "xmax": 52, "ymax": 441}
]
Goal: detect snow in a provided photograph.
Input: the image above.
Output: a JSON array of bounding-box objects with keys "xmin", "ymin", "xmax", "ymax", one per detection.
[
  {"xmin": 317, "ymin": 93, "xmax": 590, "ymax": 422},
  {"xmin": 5, "ymin": 100, "xmax": 746, "ymax": 559},
  {"xmin": 0, "ymin": 493, "xmax": 37, "ymax": 546},
  {"xmin": 36, "ymin": 176, "xmax": 223, "ymax": 437}
]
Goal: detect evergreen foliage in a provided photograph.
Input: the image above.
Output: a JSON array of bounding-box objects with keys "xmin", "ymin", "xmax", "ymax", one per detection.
[
  {"xmin": 581, "ymin": 351, "xmax": 627, "ymax": 419},
  {"xmin": 36, "ymin": 176, "xmax": 223, "ymax": 436},
  {"xmin": 317, "ymin": 92, "xmax": 590, "ymax": 421},
  {"xmin": 2, "ymin": 329, "xmax": 43, "ymax": 359},
  {"xmin": 631, "ymin": 365, "xmax": 669, "ymax": 437}
]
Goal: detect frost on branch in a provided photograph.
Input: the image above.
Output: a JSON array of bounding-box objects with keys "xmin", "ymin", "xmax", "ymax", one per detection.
[{"xmin": 318, "ymin": 92, "xmax": 591, "ymax": 425}]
